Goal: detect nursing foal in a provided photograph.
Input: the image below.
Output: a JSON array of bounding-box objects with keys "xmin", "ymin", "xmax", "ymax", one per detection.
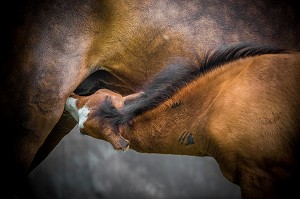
[{"xmin": 65, "ymin": 45, "xmax": 300, "ymax": 199}]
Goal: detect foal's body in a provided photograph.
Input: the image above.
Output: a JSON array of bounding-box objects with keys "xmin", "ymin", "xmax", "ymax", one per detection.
[{"xmin": 66, "ymin": 46, "xmax": 300, "ymax": 198}]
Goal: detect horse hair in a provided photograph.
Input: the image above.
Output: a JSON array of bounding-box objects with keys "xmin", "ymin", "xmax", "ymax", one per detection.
[{"xmin": 97, "ymin": 43, "xmax": 288, "ymax": 130}]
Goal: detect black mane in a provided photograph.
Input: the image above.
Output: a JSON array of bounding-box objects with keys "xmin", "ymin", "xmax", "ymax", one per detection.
[{"xmin": 98, "ymin": 43, "xmax": 287, "ymax": 129}]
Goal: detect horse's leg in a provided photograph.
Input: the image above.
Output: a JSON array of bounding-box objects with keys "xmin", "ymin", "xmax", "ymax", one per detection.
[
  {"xmin": 28, "ymin": 112, "xmax": 77, "ymax": 173},
  {"xmin": 1, "ymin": 2, "xmax": 99, "ymax": 197}
]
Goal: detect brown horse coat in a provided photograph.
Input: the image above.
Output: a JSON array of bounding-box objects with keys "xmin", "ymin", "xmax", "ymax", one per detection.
[
  {"xmin": 65, "ymin": 46, "xmax": 300, "ymax": 199},
  {"xmin": 1, "ymin": 0, "xmax": 300, "ymax": 197}
]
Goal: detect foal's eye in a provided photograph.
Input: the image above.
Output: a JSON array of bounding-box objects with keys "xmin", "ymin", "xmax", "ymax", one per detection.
[{"xmin": 171, "ymin": 101, "xmax": 183, "ymax": 108}]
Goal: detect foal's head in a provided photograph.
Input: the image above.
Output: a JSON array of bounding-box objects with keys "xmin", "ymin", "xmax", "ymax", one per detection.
[{"xmin": 67, "ymin": 89, "xmax": 142, "ymax": 150}]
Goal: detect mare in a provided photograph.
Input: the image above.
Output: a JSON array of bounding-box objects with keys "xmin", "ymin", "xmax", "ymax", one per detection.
[
  {"xmin": 1, "ymin": 0, "xmax": 300, "ymax": 197},
  {"xmin": 65, "ymin": 44, "xmax": 300, "ymax": 199}
]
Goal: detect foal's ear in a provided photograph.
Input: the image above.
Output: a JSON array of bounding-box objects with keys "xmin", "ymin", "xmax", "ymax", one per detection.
[{"xmin": 123, "ymin": 92, "xmax": 145, "ymax": 104}]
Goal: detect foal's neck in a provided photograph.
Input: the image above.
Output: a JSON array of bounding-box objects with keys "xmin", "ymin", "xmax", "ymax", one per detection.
[{"xmin": 122, "ymin": 57, "xmax": 248, "ymax": 158}]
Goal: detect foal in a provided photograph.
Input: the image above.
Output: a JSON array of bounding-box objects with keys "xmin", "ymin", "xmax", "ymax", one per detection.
[{"xmin": 65, "ymin": 44, "xmax": 300, "ymax": 199}]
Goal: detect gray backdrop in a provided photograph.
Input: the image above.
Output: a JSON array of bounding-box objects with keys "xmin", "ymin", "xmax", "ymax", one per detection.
[{"xmin": 27, "ymin": 125, "xmax": 241, "ymax": 199}]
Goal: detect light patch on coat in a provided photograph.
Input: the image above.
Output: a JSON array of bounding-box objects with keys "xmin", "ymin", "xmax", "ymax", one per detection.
[
  {"xmin": 78, "ymin": 105, "xmax": 90, "ymax": 129},
  {"xmin": 65, "ymin": 97, "xmax": 90, "ymax": 129}
]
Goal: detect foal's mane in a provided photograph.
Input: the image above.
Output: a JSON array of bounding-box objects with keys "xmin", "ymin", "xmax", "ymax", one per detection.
[{"xmin": 98, "ymin": 43, "xmax": 287, "ymax": 129}]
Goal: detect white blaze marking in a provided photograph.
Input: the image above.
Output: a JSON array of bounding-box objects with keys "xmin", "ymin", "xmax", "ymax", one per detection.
[
  {"xmin": 65, "ymin": 97, "xmax": 90, "ymax": 129},
  {"xmin": 78, "ymin": 105, "xmax": 90, "ymax": 129},
  {"xmin": 65, "ymin": 97, "xmax": 79, "ymax": 122}
]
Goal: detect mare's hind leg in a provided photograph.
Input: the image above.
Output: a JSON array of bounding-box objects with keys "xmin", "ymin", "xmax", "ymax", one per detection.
[{"xmin": 28, "ymin": 112, "xmax": 77, "ymax": 172}]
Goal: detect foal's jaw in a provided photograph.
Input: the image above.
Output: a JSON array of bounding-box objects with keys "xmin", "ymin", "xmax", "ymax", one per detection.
[{"xmin": 106, "ymin": 131, "xmax": 130, "ymax": 151}]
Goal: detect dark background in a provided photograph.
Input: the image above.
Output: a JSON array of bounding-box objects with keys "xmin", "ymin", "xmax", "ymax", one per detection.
[{"xmin": 27, "ymin": 126, "xmax": 241, "ymax": 199}]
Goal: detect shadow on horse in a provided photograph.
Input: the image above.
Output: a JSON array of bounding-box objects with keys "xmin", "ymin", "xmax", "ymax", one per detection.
[{"xmin": 1, "ymin": 0, "xmax": 299, "ymax": 198}]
